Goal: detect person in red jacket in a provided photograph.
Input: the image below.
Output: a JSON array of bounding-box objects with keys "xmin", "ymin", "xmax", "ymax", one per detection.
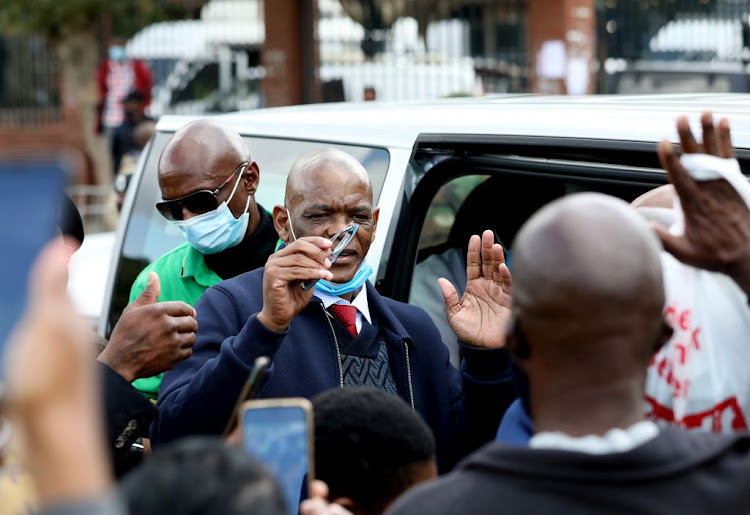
[{"xmin": 96, "ymin": 36, "xmax": 153, "ymax": 157}]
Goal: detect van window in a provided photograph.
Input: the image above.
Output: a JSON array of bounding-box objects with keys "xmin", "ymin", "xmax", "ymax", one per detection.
[
  {"xmin": 108, "ymin": 134, "xmax": 389, "ymax": 333},
  {"xmin": 407, "ymin": 169, "xmax": 657, "ymax": 367}
]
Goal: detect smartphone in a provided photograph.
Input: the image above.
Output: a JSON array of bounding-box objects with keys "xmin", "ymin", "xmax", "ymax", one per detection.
[
  {"xmin": 241, "ymin": 398, "xmax": 314, "ymax": 515},
  {"xmin": 0, "ymin": 158, "xmax": 66, "ymax": 377},
  {"xmin": 222, "ymin": 356, "xmax": 271, "ymax": 437}
]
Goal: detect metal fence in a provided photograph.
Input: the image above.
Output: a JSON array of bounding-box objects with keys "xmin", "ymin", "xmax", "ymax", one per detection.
[
  {"xmin": 4, "ymin": 0, "xmax": 750, "ymax": 118},
  {"xmin": 0, "ymin": 35, "xmax": 60, "ymax": 113},
  {"xmin": 317, "ymin": 0, "xmax": 529, "ymax": 101}
]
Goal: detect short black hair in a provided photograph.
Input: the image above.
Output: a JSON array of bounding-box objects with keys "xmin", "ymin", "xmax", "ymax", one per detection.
[
  {"xmin": 120, "ymin": 437, "xmax": 287, "ymax": 515},
  {"xmin": 312, "ymin": 388, "xmax": 436, "ymax": 515}
]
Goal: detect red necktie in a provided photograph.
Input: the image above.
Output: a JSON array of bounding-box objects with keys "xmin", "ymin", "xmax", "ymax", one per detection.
[{"xmin": 328, "ymin": 304, "xmax": 358, "ymax": 337}]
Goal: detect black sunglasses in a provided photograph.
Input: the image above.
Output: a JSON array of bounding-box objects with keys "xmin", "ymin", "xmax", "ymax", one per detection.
[{"xmin": 156, "ymin": 162, "xmax": 248, "ymax": 221}]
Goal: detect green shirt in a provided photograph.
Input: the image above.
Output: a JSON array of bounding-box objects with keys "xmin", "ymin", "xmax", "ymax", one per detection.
[{"xmin": 130, "ymin": 242, "xmax": 222, "ymax": 399}]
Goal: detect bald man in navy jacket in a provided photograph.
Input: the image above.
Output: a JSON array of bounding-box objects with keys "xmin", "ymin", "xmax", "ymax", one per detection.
[{"xmin": 156, "ymin": 149, "xmax": 516, "ymax": 470}]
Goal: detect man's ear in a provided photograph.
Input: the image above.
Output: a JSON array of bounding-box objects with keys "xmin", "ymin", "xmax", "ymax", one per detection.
[
  {"xmin": 330, "ymin": 497, "xmax": 359, "ymax": 514},
  {"xmin": 243, "ymin": 161, "xmax": 260, "ymax": 195},
  {"xmin": 506, "ymin": 314, "xmax": 530, "ymax": 363},
  {"xmin": 272, "ymin": 205, "xmax": 290, "ymax": 243},
  {"xmin": 370, "ymin": 206, "xmax": 380, "ymax": 243}
]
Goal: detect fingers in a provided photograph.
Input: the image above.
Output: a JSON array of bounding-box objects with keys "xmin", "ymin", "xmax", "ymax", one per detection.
[
  {"xmin": 310, "ymin": 480, "xmax": 329, "ymax": 500},
  {"xmin": 700, "ymin": 111, "xmax": 719, "ymax": 156},
  {"xmin": 498, "ymin": 263, "xmax": 513, "ymax": 300},
  {"xmin": 651, "ymin": 223, "xmax": 694, "ymax": 265},
  {"xmin": 155, "ymin": 301, "xmax": 197, "ymax": 318},
  {"xmin": 481, "ymin": 230, "xmax": 495, "ymax": 278},
  {"xmin": 718, "ymin": 117, "xmax": 734, "ymax": 159},
  {"xmin": 438, "ymin": 278, "xmax": 460, "ymax": 315},
  {"xmin": 466, "ymin": 234, "xmax": 481, "ymax": 281},
  {"xmin": 275, "ymin": 238, "xmax": 334, "ymax": 266},
  {"xmin": 490, "ymin": 242, "xmax": 506, "ymax": 282},
  {"xmin": 676, "ymin": 115, "xmax": 701, "ymax": 154},
  {"xmin": 658, "ymin": 139, "xmax": 699, "ymax": 202},
  {"xmin": 269, "ymin": 254, "xmax": 335, "ymax": 282},
  {"xmin": 177, "ymin": 331, "xmax": 196, "ymax": 349},
  {"xmin": 138, "ymin": 272, "xmax": 161, "ymax": 306},
  {"xmin": 29, "ymin": 239, "xmax": 74, "ymax": 308},
  {"xmin": 172, "ymin": 315, "xmax": 198, "ymax": 335}
]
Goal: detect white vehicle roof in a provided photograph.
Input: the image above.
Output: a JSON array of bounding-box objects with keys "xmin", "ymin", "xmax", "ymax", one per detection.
[{"xmin": 154, "ymin": 94, "xmax": 750, "ymax": 150}]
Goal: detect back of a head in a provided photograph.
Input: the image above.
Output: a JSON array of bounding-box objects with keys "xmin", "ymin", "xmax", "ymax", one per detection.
[
  {"xmin": 511, "ymin": 193, "xmax": 664, "ymax": 377},
  {"xmin": 120, "ymin": 437, "xmax": 286, "ymax": 515},
  {"xmin": 312, "ymin": 388, "xmax": 437, "ymax": 515}
]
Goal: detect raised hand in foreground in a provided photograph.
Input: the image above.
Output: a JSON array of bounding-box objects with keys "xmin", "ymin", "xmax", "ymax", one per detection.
[
  {"xmin": 654, "ymin": 112, "xmax": 750, "ymax": 294},
  {"xmin": 5, "ymin": 239, "xmax": 112, "ymax": 506},
  {"xmin": 440, "ymin": 230, "xmax": 512, "ymax": 349}
]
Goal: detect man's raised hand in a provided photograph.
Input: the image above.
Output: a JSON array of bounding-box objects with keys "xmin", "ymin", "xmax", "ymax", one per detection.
[
  {"xmin": 653, "ymin": 112, "xmax": 750, "ymax": 294},
  {"xmin": 258, "ymin": 237, "xmax": 334, "ymax": 332},
  {"xmin": 440, "ymin": 230, "xmax": 512, "ymax": 349}
]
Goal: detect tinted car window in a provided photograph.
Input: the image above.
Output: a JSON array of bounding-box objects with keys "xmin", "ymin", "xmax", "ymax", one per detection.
[{"xmin": 107, "ymin": 133, "xmax": 389, "ymax": 333}]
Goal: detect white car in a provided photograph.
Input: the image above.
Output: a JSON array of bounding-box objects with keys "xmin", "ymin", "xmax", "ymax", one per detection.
[{"xmin": 100, "ymin": 94, "xmax": 750, "ymax": 340}]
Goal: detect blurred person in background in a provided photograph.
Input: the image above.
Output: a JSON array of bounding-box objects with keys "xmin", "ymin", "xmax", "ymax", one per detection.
[
  {"xmin": 129, "ymin": 120, "xmax": 280, "ymax": 402},
  {"xmin": 114, "ymin": 119, "xmax": 157, "ymax": 211},
  {"xmin": 96, "ymin": 36, "xmax": 153, "ymax": 162},
  {"xmin": 363, "ymin": 87, "xmax": 376, "ymax": 101},
  {"xmin": 312, "ymin": 388, "xmax": 437, "ymax": 515},
  {"xmin": 111, "ymin": 90, "xmax": 153, "ymax": 176}
]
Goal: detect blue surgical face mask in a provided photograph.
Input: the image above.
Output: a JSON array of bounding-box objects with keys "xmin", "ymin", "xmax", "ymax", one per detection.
[
  {"xmin": 286, "ymin": 209, "xmax": 373, "ymax": 296},
  {"xmin": 174, "ymin": 170, "xmax": 250, "ymax": 255},
  {"xmin": 109, "ymin": 45, "xmax": 126, "ymax": 61}
]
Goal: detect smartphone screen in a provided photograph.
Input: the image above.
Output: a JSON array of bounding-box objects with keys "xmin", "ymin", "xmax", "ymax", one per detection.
[
  {"xmin": 242, "ymin": 401, "xmax": 313, "ymax": 515},
  {"xmin": 0, "ymin": 159, "xmax": 65, "ymax": 375}
]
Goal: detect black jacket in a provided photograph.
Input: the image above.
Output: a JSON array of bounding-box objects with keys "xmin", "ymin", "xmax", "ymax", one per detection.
[
  {"xmin": 100, "ymin": 363, "xmax": 156, "ymax": 476},
  {"xmin": 388, "ymin": 427, "xmax": 750, "ymax": 514}
]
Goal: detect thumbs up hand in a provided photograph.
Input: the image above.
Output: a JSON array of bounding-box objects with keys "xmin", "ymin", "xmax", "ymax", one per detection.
[
  {"xmin": 128, "ymin": 272, "xmax": 161, "ymax": 308},
  {"xmin": 97, "ymin": 272, "xmax": 198, "ymax": 383}
]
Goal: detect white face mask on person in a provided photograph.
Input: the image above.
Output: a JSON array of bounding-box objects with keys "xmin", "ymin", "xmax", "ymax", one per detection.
[{"xmin": 174, "ymin": 169, "xmax": 251, "ymax": 255}]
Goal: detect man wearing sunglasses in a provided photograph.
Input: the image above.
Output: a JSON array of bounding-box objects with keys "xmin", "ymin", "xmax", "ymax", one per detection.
[
  {"xmin": 156, "ymin": 148, "xmax": 517, "ymax": 472},
  {"xmin": 128, "ymin": 120, "xmax": 279, "ymax": 401}
]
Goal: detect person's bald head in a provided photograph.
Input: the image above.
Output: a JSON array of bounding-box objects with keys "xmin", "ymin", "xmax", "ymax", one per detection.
[
  {"xmin": 158, "ymin": 120, "xmax": 260, "ymax": 224},
  {"xmin": 284, "ymin": 148, "xmax": 372, "ymax": 207},
  {"xmin": 631, "ymin": 184, "xmax": 676, "ymax": 229},
  {"xmin": 275, "ymin": 148, "xmax": 379, "ymax": 284},
  {"xmin": 511, "ymin": 193, "xmax": 665, "ymax": 388}
]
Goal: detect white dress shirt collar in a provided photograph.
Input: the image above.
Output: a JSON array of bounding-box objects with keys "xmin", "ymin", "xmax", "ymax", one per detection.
[{"xmin": 314, "ymin": 286, "xmax": 371, "ymax": 332}]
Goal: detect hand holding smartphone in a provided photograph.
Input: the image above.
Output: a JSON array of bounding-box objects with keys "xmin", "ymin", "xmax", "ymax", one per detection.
[{"xmin": 241, "ymin": 398, "xmax": 314, "ymax": 515}]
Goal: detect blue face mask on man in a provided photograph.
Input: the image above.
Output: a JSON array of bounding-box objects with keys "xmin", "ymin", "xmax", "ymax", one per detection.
[
  {"xmin": 286, "ymin": 209, "xmax": 373, "ymax": 296},
  {"xmin": 174, "ymin": 168, "xmax": 251, "ymax": 255},
  {"xmin": 109, "ymin": 45, "xmax": 126, "ymax": 61}
]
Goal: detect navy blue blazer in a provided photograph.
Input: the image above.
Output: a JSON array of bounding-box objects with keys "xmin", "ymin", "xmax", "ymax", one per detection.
[{"xmin": 155, "ymin": 267, "xmax": 516, "ymax": 470}]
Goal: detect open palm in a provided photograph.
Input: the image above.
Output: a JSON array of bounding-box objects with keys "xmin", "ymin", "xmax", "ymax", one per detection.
[{"xmin": 439, "ymin": 230, "xmax": 512, "ymax": 349}]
